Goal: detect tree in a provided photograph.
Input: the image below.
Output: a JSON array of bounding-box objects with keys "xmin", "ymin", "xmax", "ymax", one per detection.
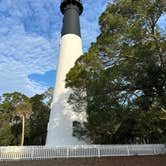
[
  {"xmin": 66, "ymin": 0, "xmax": 166, "ymax": 144},
  {"xmin": 0, "ymin": 108, "xmax": 14, "ymax": 145},
  {"xmin": 29, "ymin": 94, "xmax": 50, "ymax": 145},
  {"xmin": 43, "ymin": 87, "xmax": 54, "ymax": 107},
  {"xmin": 0, "ymin": 90, "xmax": 51, "ymax": 146},
  {"xmin": 0, "ymin": 92, "xmax": 30, "ymax": 145},
  {"xmin": 16, "ymin": 101, "xmax": 32, "ymax": 146}
]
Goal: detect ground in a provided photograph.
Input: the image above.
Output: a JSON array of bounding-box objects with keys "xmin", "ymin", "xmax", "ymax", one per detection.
[{"xmin": 0, "ymin": 155, "xmax": 166, "ymax": 166}]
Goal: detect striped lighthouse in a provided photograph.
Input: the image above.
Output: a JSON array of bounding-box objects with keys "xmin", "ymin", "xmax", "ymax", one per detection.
[{"xmin": 46, "ymin": 0, "xmax": 86, "ymax": 146}]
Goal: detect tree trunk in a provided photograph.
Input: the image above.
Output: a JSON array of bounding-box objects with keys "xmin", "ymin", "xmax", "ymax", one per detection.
[{"xmin": 21, "ymin": 115, "xmax": 25, "ymax": 146}]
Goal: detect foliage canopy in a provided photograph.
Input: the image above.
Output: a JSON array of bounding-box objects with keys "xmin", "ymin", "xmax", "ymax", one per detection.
[{"xmin": 66, "ymin": 0, "xmax": 166, "ymax": 144}]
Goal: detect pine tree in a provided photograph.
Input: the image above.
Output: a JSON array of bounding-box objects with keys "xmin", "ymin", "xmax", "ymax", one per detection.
[{"xmin": 66, "ymin": 0, "xmax": 166, "ymax": 144}]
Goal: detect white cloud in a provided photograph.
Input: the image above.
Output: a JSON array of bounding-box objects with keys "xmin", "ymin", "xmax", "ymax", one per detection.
[
  {"xmin": 0, "ymin": 23, "xmax": 55, "ymax": 96},
  {"xmin": 0, "ymin": 0, "xmax": 107, "ymax": 96}
]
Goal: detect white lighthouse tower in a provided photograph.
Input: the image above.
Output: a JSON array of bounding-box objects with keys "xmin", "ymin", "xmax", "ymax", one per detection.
[{"xmin": 46, "ymin": 0, "xmax": 86, "ymax": 146}]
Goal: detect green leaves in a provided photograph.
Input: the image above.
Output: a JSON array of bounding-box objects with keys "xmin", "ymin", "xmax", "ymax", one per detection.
[
  {"xmin": 29, "ymin": 94, "xmax": 50, "ymax": 145},
  {"xmin": 66, "ymin": 0, "xmax": 166, "ymax": 144},
  {"xmin": 16, "ymin": 101, "xmax": 32, "ymax": 118},
  {"xmin": 0, "ymin": 89, "xmax": 51, "ymax": 146}
]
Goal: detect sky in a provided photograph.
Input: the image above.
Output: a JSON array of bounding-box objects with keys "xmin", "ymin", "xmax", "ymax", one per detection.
[
  {"xmin": 0, "ymin": 0, "xmax": 165, "ymax": 97},
  {"xmin": 0, "ymin": 0, "xmax": 108, "ymax": 96}
]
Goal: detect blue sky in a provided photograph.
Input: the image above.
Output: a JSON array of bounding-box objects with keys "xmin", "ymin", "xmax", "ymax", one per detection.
[
  {"xmin": 0, "ymin": 0, "xmax": 165, "ymax": 97},
  {"xmin": 0, "ymin": 0, "xmax": 107, "ymax": 96}
]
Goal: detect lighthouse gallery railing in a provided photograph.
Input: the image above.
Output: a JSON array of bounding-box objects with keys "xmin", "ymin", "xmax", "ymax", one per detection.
[{"xmin": 0, "ymin": 144, "xmax": 165, "ymax": 161}]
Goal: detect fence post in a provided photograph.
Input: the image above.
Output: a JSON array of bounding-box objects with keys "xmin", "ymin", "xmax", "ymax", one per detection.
[
  {"xmin": 67, "ymin": 147, "xmax": 69, "ymax": 159},
  {"xmin": 153, "ymin": 147, "xmax": 156, "ymax": 155},
  {"xmin": 127, "ymin": 146, "xmax": 130, "ymax": 156},
  {"xmin": 98, "ymin": 147, "xmax": 101, "ymax": 158},
  {"xmin": 31, "ymin": 147, "xmax": 34, "ymax": 160}
]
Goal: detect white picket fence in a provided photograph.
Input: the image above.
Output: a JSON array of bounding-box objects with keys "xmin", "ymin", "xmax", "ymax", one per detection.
[{"xmin": 0, "ymin": 144, "xmax": 165, "ymax": 161}]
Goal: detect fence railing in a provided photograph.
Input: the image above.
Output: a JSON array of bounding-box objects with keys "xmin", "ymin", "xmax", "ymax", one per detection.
[{"xmin": 0, "ymin": 144, "xmax": 165, "ymax": 161}]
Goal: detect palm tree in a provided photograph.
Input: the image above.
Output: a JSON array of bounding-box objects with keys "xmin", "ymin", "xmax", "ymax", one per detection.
[{"xmin": 16, "ymin": 101, "xmax": 32, "ymax": 146}]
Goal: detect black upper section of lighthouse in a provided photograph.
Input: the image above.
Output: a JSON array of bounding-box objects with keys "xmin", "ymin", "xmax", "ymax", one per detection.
[{"xmin": 60, "ymin": 0, "xmax": 83, "ymax": 37}]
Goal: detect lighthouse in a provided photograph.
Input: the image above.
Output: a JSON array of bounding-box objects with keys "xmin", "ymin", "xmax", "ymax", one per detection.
[{"xmin": 46, "ymin": 0, "xmax": 86, "ymax": 146}]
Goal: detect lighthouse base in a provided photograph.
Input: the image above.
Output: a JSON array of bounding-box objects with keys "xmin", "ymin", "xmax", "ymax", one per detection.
[{"xmin": 46, "ymin": 90, "xmax": 86, "ymax": 146}]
